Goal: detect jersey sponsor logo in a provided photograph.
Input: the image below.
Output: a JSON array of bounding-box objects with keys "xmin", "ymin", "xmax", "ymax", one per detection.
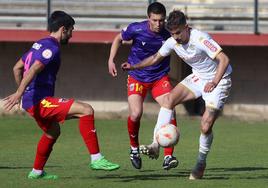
[
  {"xmin": 42, "ymin": 49, "xmax": 53, "ymax": 59},
  {"xmin": 41, "ymin": 99, "xmax": 59, "ymax": 108},
  {"xmin": 203, "ymin": 40, "xmax": 218, "ymax": 52},
  {"xmin": 32, "ymin": 42, "xmax": 42, "ymax": 50},
  {"xmin": 142, "ymin": 41, "xmax": 146, "ymax": 46}
]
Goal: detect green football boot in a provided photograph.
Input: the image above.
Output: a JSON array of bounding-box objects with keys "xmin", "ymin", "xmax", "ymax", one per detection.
[
  {"xmin": 27, "ymin": 171, "xmax": 58, "ymax": 180},
  {"xmin": 90, "ymin": 156, "xmax": 120, "ymax": 171}
]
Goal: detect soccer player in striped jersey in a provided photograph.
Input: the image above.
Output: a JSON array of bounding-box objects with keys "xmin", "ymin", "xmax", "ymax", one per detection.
[
  {"xmin": 108, "ymin": 2, "xmax": 178, "ymax": 170},
  {"xmin": 4, "ymin": 10, "xmax": 119, "ymax": 180},
  {"xmin": 122, "ymin": 10, "xmax": 232, "ymax": 179}
]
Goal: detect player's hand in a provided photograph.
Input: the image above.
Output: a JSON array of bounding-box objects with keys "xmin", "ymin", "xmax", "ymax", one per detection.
[
  {"xmin": 121, "ymin": 62, "xmax": 132, "ymax": 71},
  {"xmin": 108, "ymin": 61, "xmax": 117, "ymax": 77},
  {"xmin": 3, "ymin": 93, "xmax": 21, "ymax": 111},
  {"xmin": 204, "ymin": 81, "xmax": 217, "ymax": 93}
]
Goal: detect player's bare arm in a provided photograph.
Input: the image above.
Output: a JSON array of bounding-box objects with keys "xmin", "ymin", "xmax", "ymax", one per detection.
[
  {"xmin": 121, "ymin": 52, "xmax": 164, "ymax": 71},
  {"xmin": 108, "ymin": 33, "xmax": 124, "ymax": 77},
  {"xmin": 13, "ymin": 59, "xmax": 24, "ymax": 86},
  {"xmin": 204, "ymin": 51, "xmax": 230, "ymax": 93},
  {"xmin": 3, "ymin": 60, "xmax": 44, "ymax": 111}
]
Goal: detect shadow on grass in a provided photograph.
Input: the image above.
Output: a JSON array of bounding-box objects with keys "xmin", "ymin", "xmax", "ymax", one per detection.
[
  {"xmin": 209, "ymin": 166, "xmax": 268, "ymax": 172},
  {"xmin": 203, "ymin": 166, "xmax": 268, "ymax": 180},
  {"xmin": 91, "ymin": 169, "xmax": 190, "ymax": 182},
  {"xmin": 80, "ymin": 166, "xmax": 268, "ymax": 182},
  {"xmin": 0, "ymin": 165, "xmax": 61, "ymax": 170}
]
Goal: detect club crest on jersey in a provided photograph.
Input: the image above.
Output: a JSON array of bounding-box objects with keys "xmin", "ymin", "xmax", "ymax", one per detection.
[
  {"xmin": 162, "ymin": 81, "xmax": 170, "ymax": 88},
  {"xmin": 42, "ymin": 49, "xmax": 53, "ymax": 59},
  {"xmin": 203, "ymin": 40, "xmax": 217, "ymax": 52},
  {"xmin": 129, "ymin": 83, "xmax": 135, "ymax": 91}
]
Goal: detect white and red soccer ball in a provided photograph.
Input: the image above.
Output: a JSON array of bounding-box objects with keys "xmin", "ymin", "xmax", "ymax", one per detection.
[{"xmin": 156, "ymin": 124, "xmax": 180, "ymax": 147}]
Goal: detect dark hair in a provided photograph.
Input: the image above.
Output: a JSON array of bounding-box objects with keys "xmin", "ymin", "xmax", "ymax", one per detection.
[
  {"xmin": 48, "ymin": 10, "xmax": 75, "ymax": 32},
  {"xmin": 147, "ymin": 2, "xmax": 166, "ymax": 17},
  {"xmin": 166, "ymin": 10, "xmax": 187, "ymax": 31}
]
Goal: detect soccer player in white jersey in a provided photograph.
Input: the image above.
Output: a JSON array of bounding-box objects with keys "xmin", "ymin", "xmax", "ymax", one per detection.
[{"xmin": 121, "ymin": 10, "xmax": 232, "ymax": 179}]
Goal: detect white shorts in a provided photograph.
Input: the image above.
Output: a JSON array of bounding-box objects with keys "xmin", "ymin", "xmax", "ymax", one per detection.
[{"xmin": 180, "ymin": 73, "xmax": 232, "ymax": 110}]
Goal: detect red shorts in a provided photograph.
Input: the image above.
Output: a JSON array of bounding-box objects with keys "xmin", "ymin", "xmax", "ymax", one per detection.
[
  {"xmin": 127, "ymin": 75, "xmax": 173, "ymax": 99},
  {"xmin": 26, "ymin": 97, "xmax": 74, "ymax": 132}
]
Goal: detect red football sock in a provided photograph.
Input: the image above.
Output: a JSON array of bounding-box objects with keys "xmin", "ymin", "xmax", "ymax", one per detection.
[
  {"xmin": 33, "ymin": 134, "xmax": 57, "ymax": 170},
  {"xmin": 79, "ymin": 115, "xmax": 100, "ymax": 154},
  {"xmin": 128, "ymin": 116, "xmax": 140, "ymax": 148},
  {"xmin": 164, "ymin": 118, "xmax": 177, "ymax": 156}
]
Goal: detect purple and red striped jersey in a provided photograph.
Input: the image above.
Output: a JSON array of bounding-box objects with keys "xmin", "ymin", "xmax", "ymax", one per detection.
[
  {"xmin": 21, "ymin": 37, "xmax": 60, "ymax": 110},
  {"xmin": 121, "ymin": 20, "xmax": 171, "ymax": 83}
]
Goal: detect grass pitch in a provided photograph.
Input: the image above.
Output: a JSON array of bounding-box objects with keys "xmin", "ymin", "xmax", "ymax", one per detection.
[{"xmin": 0, "ymin": 115, "xmax": 268, "ymax": 188}]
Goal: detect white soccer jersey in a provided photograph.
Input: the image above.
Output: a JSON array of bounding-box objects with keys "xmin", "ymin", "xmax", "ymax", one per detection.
[{"xmin": 159, "ymin": 28, "xmax": 232, "ymax": 80}]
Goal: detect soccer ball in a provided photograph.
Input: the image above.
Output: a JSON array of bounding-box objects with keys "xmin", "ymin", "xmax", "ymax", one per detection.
[{"xmin": 156, "ymin": 124, "xmax": 180, "ymax": 147}]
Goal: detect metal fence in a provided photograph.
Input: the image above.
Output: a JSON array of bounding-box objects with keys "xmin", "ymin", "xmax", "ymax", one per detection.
[{"xmin": 0, "ymin": 0, "xmax": 267, "ymax": 33}]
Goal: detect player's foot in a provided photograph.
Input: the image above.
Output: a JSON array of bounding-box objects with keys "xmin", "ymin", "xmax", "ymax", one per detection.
[
  {"xmin": 162, "ymin": 155, "xmax": 179, "ymax": 170},
  {"xmin": 130, "ymin": 148, "xmax": 142, "ymax": 169},
  {"xmin": 27, "ymin": 171, "xmax": 58, "ymax": 180},
  {"xmin": 139, "ymin": 143, "xmax": 160, "ymax": 159},
  {"xmin": 189, "ymin": 162, "xmax": 206, "ymax": 180},
  {"xmin": 90, "ymin": 156, "xmax": 120, "ymax": 171}
]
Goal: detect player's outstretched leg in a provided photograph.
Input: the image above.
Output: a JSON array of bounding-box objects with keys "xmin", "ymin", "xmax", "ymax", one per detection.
[{"xmin": 90, "ymin": 156, "xmax": 120, "ymax": 171}]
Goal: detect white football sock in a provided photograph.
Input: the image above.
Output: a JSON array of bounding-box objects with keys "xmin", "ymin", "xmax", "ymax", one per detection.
[
  {"xmin": 32, "ymin": 168, "xmax": 43, "ymax": 175},
  {"xmin": 91, "ymin": 153, "xmax": 102, "ymax": 162},
  {"xmin": 131, "ymin": 146, "xmax": 138, "ymax": 151},
  {"xmin": 153, "ymin": 107, "xmax": 173, "ymax": 143},
  {"xmin": 199, "ymin": 132, "xmax": 213, "ymax": 154}
]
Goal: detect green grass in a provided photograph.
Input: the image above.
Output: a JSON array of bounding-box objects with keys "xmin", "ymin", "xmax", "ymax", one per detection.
[{"xmin": 0, "ymin": 115, "xmax": 268, "ymax": 188}]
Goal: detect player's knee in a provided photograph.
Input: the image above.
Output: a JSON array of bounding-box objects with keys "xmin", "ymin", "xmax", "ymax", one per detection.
[
  {"xmin": 81, "ymin": 103, "xmax": 94, "ymax": 116},
  {"xmin": 163, "ymin": 95, "xmax": 175, "ymax": 109},
  {"xmin": 46, "ymin": 123, "xmax": 61, "ymax": 139},
  {"xmin": 130, "ymin": 110, "xmax": 142, "ymax": 122}
]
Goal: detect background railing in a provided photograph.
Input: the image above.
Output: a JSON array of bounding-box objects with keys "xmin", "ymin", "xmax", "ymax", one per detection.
[{"xmin": 0, "ymin": 0, "xmax": 267, "ymax": 33}]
